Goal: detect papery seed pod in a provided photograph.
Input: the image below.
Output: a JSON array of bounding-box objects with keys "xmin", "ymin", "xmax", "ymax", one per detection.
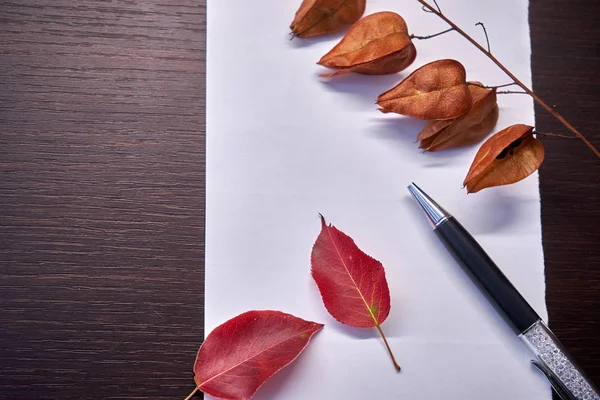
[
  {"xmin": 464, "ymin": 124, "xmax": 545, "ymax": 193},
  {"xmin": 290, "ymin": 0, "xmax": 366, "ymax": 38},
  {"xmin": 418, "ymin": 83, "xmax": 498, "ymax": 151},
  {"xmin": 377, "ymin": 59, "xmax": 472, "ymax": 120},
  {"xmin": 318, "ymin": 12, "xmax": 416, "ymax": 77}
]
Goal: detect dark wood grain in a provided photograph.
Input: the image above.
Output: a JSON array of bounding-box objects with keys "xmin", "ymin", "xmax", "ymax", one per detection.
[
  {"xmin": 0, "ymin": 1, "xmax": 205, "ymax": 399},
  {"xmin": 0, "ymin": 1, "xmax": 597, "ymax": 399},
  {"xmin": 530, "ymin": 0, "xmax": 600, "ymax": 391}
]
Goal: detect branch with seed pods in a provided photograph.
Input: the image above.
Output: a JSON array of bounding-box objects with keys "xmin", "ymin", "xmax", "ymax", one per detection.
[{"xmin": 290, "ymin": 0, "xmax": 599, "ymax": 192}]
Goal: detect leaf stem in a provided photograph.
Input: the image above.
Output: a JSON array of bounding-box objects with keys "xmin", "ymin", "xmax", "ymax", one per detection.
[
  {"xmin": 467, "ymin": 82, "xmax": 528, "ymax": 95},
  {"xmin": 375, "ymin": 324, "xmax": 401, "ymax": 371},
  {"xmin": 497, "ymin": 90, "xmax": 529, "ymax": 95},
  {"xmin": 416, "ymin": 0, "xmax": 600, "ymax": 158},
  {"xmin": 184, "ymin": 387, "xmax": 199, "ymax": 400},
  {"xmin": 467, "ymin": 82, "xmax": 519, "ymax": 90},
  {"xmin": 411, "ymin": 27, "xmax": 454, "ymax": 40},
  {"xmin": 475, "ymin": 22, "xmax": 491, "ymax": 53}
]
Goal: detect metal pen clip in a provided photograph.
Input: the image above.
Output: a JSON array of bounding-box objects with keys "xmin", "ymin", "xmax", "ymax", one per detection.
[{"xmin": 531, "ymin": 360, "xmax": 577, "ymax": 400}]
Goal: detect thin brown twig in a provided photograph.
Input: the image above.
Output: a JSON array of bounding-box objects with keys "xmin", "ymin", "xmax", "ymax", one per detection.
[
  {"xmin": 411, "ymin": 27, "xmax": 454, "ymax": 40},
  {"xmin": 497, "ymin": 90, "xmax": 528, "ymax": 95},
  {"xmin": 417, "ymin": 0, "xmax": 600, "ymax": 158},
  {"xmin": 475, "ymin": 22, "xmax": 491, "ymax": 52},
  {"xmin": 536, "ymin": 131, "xmax": 578, "ymax": 139},
  {"xmin": 468, "ymin": 82, "xmax": 518, "ymax": 89}
]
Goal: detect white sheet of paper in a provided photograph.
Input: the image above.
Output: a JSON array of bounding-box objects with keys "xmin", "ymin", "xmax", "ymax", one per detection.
[{"xmin": 205, "ymin": 0, "xmax": 550, "ymax": 398}]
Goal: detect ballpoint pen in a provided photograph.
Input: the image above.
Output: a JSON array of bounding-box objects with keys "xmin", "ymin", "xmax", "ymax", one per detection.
[{"xmin": 408, "ymin": 182, "xmax": 600, "ymax": 400}]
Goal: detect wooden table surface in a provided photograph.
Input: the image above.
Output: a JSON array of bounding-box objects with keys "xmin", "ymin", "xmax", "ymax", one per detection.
[{"xmin": 0, "ymin": 1, "xmax": 598, "ymax": 399}]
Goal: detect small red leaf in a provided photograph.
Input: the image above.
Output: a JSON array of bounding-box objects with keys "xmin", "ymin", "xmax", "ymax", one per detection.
[
  {"xmin": 311, "ymin": 216, "xmax": 390, "ymax": 327},
  {"xmin": 311, "ymin": 215, "xmax": 400, "ymax": 370},
  {"xmin": 194, "ymin": 310, "xmax": 323, "ymax": 400}
]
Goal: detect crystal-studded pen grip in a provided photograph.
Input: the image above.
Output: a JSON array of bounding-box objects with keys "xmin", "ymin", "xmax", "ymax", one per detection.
[{"xmin": 521, "ymin": 320, "xmax": 600, "ymax": 400}]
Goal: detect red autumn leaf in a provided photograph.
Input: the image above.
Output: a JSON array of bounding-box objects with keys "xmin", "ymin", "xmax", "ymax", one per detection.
[
  {"xmin": 193, "ymin": 310, "xmax": 323, "ymax": 400},
  {"xmin": 311, "ymin": 215, "xmax": 400, "ymax": 371}
]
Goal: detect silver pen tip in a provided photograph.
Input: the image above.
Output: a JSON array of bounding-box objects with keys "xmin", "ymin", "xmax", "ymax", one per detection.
[{"xmin": 407, "ymin": 182, "xmax": 451, "ymax": 226}]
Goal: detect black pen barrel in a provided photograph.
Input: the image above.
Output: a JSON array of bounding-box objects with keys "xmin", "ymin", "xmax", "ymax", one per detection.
[{"xmin": 435, "ymin": 217, "xmax": 540, "ymax": 334}]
